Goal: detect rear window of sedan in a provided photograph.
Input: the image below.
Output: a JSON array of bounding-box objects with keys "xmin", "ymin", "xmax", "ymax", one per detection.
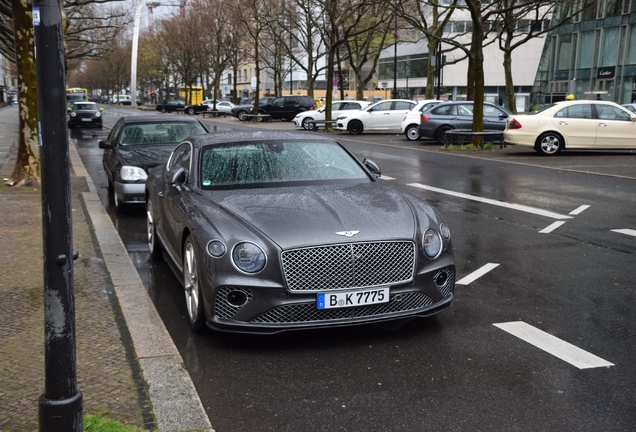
[
  {"xmin": 119, "ymin": 122, "xmax": 207, "ymax": 146},
  {"xmin": 200, "ymin": 141, "xmax": 370, "ymax": 188}
]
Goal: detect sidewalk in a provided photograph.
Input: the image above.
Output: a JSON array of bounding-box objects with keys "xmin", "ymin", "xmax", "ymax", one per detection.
[{"xmin": 0, "ymin": 106, "xmax": 212, "ymax": 431}]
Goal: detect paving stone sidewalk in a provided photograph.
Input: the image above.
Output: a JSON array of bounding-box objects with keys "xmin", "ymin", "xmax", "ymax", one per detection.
[{"xmin": 0, "ymin": 106, "xmax": 154, "ymax": 431}]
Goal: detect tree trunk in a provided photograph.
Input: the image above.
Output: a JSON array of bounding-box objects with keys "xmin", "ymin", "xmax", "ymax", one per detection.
[
  {"xmin": 426, "ymin": 37, "xmax": 438, "ymax": 99},
  {"xmin": 7, "ymin": 0, "xmax": 40, "ymax": 187},
  {"xmin": 503, "ymin": 49, "xmax": 516, "ymax": 114}
]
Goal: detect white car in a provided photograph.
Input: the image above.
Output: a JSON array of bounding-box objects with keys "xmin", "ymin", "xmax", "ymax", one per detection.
[
  {"xmin": 209, "ymin": 100, "xmax": 236, "ymax": 114},
  {"xmin": 504, "ymin": 100, "xmax": 636, "ymax": 155},
  {"xmin": 400, "ymin": 99, "xmax": 444, "ymax": 141},
  {"xmin": 293, "ymin": 100, "xmax": 370, "ymax": 130},
  {"xmin": 334, "ymin": 99, "xmax": 417, "ymax": 135}
]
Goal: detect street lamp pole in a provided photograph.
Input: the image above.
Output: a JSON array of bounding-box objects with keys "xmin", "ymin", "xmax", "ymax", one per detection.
[
  {"xmin": 34, "ymin": 0, "xmax": 83, "ymax": 429},
  {"xmin": 392, "ymin": 10, "xmax": 398, "ymax": 99}
]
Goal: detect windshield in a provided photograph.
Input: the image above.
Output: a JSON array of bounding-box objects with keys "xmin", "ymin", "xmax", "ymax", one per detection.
[
  {"xmin": 120, "ymin": 122, "xmax": 207, "ymax": 146},
  {"xmin": 73, "ymin": 103, "xmax": 97, "ymax": 111},
  {"xmin": 200, "ymin": 140, "xmax": 370, "ymax": 189}
]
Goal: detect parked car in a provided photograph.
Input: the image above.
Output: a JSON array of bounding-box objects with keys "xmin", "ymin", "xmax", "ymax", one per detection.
[
  {"xmin": 183, "ymin": 102, "xmax": 211, "ymax": 116},
  {"xmin": 112, "ymin": 95, "xmax": 132, "ymax": 105},
  {"xmin": 230, "ymin": 97, "xmax": 276, "ymax": 121},
  {"xmin": 156, "ymin": 100, "xmax": 185, "ymax": 113},
  {"xmin": 504, "ymin": 100, "xmax": 636, "ymax": 155},
  {"xmin": 203, "ymin": 100, "xmax": 235, "ymax": 114},
  {"xmin": 293, "ymin": 100, "xmax": 370, "ymax": 130},
  {"xmin": 621, "ymin": 103, "xmax": 636, "ymax": 113},
  {"xmin": 145, "ymin": 130, "xmax": 455, "ymax": 333},
  {"xmin": 334, "ymin": 99, "xmax": 417, "ymax": 134},
  {"xmin": 67, "ymin": 102, "xmax": 103, "ymax": 128},
  {"xmin": 99, "ymin": 116, "xmax": 208, "ymax": 211},
  {"xmin": 257, "ymin": 95, "xmax": 316, "ymax": 121},
  {"xmin": 418, "ymin": 101, "xmax": 512, "ymax": 145},
  {"xmin": 400, "ymin": 100, "xmax": 443, "ymax": 141}
]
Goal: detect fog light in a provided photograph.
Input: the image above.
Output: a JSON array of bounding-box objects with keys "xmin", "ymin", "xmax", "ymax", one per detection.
[
  {"xmin": 435, "ymin": 272, "xmax": 447, "ymax": 287},
  {"xmin": 227, "ymin": 290, "xmax": 248, "ymax": 307}
]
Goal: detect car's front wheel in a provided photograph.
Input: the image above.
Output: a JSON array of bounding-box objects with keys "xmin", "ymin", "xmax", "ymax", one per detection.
[
  {"xmin": 160, "ymin": 108, "xmax": 167, "ymax": 114},
  {"xmin": 347, "ymin": 120, "xmax": 363, "ymax": 135},
  {"xmin": 187, "ymin": 107, "xmax": 195, "ymax": 115},
  {"xmin": 237, "ymin": 110, "xmax": 248, "ymax": 121},
  {"xmin": 535, "ymin": 132, "xmax": 564, "ymax": 156},
  {"xmin": 301, "ymin": 117, "xmax": 314, "ymax": 130},
  {"xmin": 146, "ymin": 199, "xmax": 163, "ymax": 261},
  {"xmin": 405, "ymin": 124, "xmax": 420, "ymax": 141},
  {"xmin": 183, "ymin": 236, "xmax": 206, "ymax": 332}
]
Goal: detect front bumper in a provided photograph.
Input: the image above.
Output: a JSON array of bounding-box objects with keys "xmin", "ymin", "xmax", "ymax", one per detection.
[
  {"xmin": 204, "ymin": 264, "xmax": 456, "ymax": 334},
  {"xmin": 114, "ymin": 181, "xmax": 146, "ymax": 205}
]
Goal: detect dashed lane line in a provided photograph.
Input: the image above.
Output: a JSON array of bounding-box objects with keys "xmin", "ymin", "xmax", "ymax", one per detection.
[
  {"xmin": 539, "ymin": 221, "xmax": 567, "ymax": 234},
  {"xmin": 456, "ymin": 263, "xmax": 500, "ymax": 285},
  {"xmin": 570, "ymin": 205, "xmax": 591, "ymax": 215},
  {"xmin": 611, "ymin": 229, "xmax": 636, "ymax": 237},
  {"xmin": 494, "ymin": 321, "xmax": 614, "ymax": 370},
  {"xmin": 407, "ymin": 183, "xmax": 572, "ymax": 220}
]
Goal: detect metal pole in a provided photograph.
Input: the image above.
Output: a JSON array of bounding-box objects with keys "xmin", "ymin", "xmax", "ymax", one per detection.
[
  {"xmin": 289, "ymin": 28, "xmax": 293, "ymax": 95},
  {"xmin": 33, "ymin": 0, "xmax": 83, "ymax": 429},
  {"xmin": 130, "ymin": 0, "xmax": 145, "ymax": 106},
  {"xmin": 392, "ymin": 10, "xmax": 398, "ymax": 99}
]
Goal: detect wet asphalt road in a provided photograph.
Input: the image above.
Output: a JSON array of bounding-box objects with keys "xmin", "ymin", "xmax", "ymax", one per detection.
[{"xmin": 74, "ymin": 107, "xmax": 636, "ymax": 432}]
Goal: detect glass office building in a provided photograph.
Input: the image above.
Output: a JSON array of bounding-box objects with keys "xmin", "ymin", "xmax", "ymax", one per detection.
[{"xmin": 532, "ymin": 0, "xmax": 636, "ymax": 107}]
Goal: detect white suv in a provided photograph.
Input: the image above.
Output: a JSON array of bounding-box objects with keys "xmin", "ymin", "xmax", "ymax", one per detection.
[
  {"xmin": 334, "ymin": 99, "xmax": 416, "ymax": 135},
  {"xmin": 293, "ymin": 100, "xmax": 370, "ymax": 130}
]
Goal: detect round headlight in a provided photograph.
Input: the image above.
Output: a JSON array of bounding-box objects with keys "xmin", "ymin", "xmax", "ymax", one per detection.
[
  {"xmin": 422, "ymin": 228, "xmax": 442, "ymax": 258},
  {"xmin": 440, "ymin": 223, "xmax": 451, "ymax": 240},
  {"xmin": 232, "ymin": 242, "xmax": 266, "ymax": 273},
  {"xmin": 207, "ymin": 240, "xmax": 226, "ymax": 257},
  {"xmin": 70, "ymin": 112, "xmax": 77, "ymax": 117},
  {"xmin": 95, "ymin": 111, "xmax": 101, "ymax": 118}
]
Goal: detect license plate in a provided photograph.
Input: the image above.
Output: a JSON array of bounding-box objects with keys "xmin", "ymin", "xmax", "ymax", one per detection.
[
  {"xmin": 81, "ymin": 118, "xmax": 91, "ymax": 121},
  {"xmin": 317, "ymin": 287, "xmax": 389, "ymax": 310}
]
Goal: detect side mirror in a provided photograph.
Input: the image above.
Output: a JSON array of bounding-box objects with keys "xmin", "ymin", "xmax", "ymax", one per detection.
[
  {"xmin": 363, "ymin": 158, "xmax": 381, "ymax": 177},
  {"xmin": 67, "ymin": 107, "xmax": 71, "ymax": 112},
  {"xmin": 98, "ymin": 140, "xmax": 113, "ymax": 149},
  {"xmin": 99, "ymin": 108, "xmax": 104, "ymax": 112},
  {"xmin": 169, "ymin": 166, "xmax": 186, "ymax": 188}
]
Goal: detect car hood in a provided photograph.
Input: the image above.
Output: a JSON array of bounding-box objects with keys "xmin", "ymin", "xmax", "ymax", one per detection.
[
  {"xmin": 115, "ymin": 144, "xmax": 177, "ymax": 171},
  {"xmin": 201, "ymin": 183, "xmax": 418, "ymax": 249}
]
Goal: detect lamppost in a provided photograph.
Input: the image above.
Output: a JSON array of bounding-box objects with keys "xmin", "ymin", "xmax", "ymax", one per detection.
[{"xmin": 392, "ymin": 10, "xmax": 398, "ymax": 99}]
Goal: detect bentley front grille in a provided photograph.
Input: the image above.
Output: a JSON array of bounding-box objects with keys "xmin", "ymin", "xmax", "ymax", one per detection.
[
  {"xmin": 281, "ymin": 241, "xmax": 415, "ymax": 292},
  {"xmin": 251, "ymin": 292, "xmax": 433, "ymax": 324}
]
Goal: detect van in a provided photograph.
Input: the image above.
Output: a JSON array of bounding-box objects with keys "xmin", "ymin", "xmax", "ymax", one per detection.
[{"xmin": 112, "ymin": 95, "xmax": 132, "ymax": 105}]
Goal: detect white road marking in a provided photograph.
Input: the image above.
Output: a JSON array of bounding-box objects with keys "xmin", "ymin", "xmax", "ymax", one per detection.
[
  {"xmin": 611, "ymin": 229, "xmax": 636, "ymax": 237},
  {"xmin": 569, "ymin": 205, "xmax": 590, "ymax": 215},
  {"xmin": 407, "ymin": 183, "xmax": 572, "ymax": 220},
  {"xmin": 539, "ymin": 221, "xmax": 566, "ymax": 234},
  {"xmin": 379, "ymin": 175, "xmax": 395, "ymax": 180},
  {"xmin": 494, "ymin": 321, "xmax": 614, "ymax": 370},
  {"xmin": 456, "ymin": 263, "xmax": 500, "ymax": 285}
]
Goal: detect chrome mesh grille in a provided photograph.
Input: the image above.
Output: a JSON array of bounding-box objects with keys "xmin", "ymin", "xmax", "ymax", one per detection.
[
  {"xmin": 214, "ymin": 287, "xmax": 253, "ymax": 320},
  {"xmin": 435, "ymin": 266, "xmax": 455, "ymax": 298},
  {"xmin": 251, "ymin": 292, "xmax": 433, "ymax": 324},
  {"xmin": 281, "ymin": 241, "xmax": 415, "ymax": 292}
]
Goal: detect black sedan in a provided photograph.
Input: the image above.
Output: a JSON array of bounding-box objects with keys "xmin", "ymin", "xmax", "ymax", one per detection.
[
  {"xmin": 156, "ymin": 100, "xmax": 185, "ymax": 113},
  {"xmin": 145, "ymin": 131, "xmax": 456, "ymax": 334},
  {"xmin": 67, "ymin": 102, "xmax": 103, "ymax": 128},
  {"xmin": 99, "ymin": 116, "xmax": 208, "ymax": 211},
  {"xmin": 230, "ymin": 97, "xmax": 276, "ymax": 121}
]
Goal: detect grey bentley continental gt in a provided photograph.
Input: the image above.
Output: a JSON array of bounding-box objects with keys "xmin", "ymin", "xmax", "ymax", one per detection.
[{"xmin": 145, "ymin": 131, "xmax": 455, "ymax": 334}]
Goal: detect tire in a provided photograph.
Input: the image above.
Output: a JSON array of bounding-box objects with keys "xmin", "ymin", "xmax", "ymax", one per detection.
[
  {"xmin": 146, "ymin": 199, "xmax": 163, "ymax": 261},
  {"xmin": 187, "ymin": 107, "xmax": 195, "ymax": 115},
  {"xmin": 280, "ymin": 116, "xmax": 290, "ymax": 122},
  {"xmin": 535, "ymin": 132, "xmax": 564, "ymax": 156},
  {"xmin": 237, "ymin": 110, "xmax": 248, "ymax": 121},
  {"xmin": 183, "ymin": 236, "xmax": 206, "ymax": 332},
  {"xmin": 405, "ymin": 124, "xmax": 420, "ymax": 141},
  {"xmin": 347, "ymin": 120, "xmax": 363, "ymax": 135},
  {"xmin": 435, "ymin": 125, "xmax": 453, "ymax": 146},
  {"xmin": 161, "ymin": 108, "xmax": 167, "ymax": 114},
  {"xmin": 302, "ymin": 117, "xmax": 314, "ymax": 130}
]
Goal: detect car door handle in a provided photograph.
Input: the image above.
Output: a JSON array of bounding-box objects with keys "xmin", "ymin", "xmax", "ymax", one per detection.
[
  {"xmin": 598, "ymin": 123, "xmax": 608, "ymax": 127},
  {"xmin": 559, "ymin": 121, "xmax": 568, "ymax": 126},
  {"xmin": 384, "ymin": 113, "xmax": 390, "ymax": 115}
]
